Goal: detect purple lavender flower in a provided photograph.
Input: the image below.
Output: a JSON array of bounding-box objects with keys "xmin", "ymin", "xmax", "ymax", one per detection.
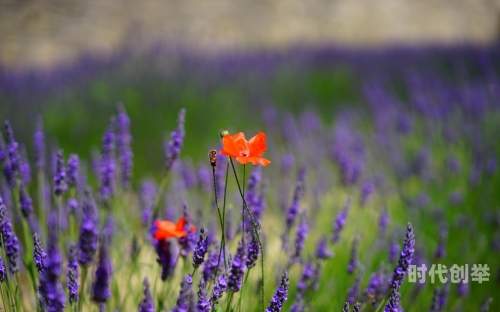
[
  {"xmin": 68, "ymin": 244, "xmax": 79, "ymax": 304},
  {"xmin": 164, "ymin": 108, "xmax": 186, "ymax": 170},
  {"xmin": 180, "ymin": 160, "xmax": 197, "ymax": 190},
  {"xmin": 19, "ymin": 183, "xmax": 34, "ymax": 218},
  {"xmin": 34, "ymin": 116, "xmax": 46, "ymax": 170},
  {"xmin": 0, "ymin": 256, "xmax": 5, "ymax": 283},
  {"xmin": 139, "ymin": 180, "xmax": 157, "ymax": 226},
  {"xmin": 197, "ymin": 278, "xmax": 210, "ymax": 312},
  {"xmin": 202, "ymin": 248, "xmax": 221, "ymax": 282},
  {"xmin": 293, "ymin": 214, "xmax": 309, "ymax": 261},
  {"xmin": 39, "ymin": 212, "xmax": 66, "ymax": 311},
  {"xmin": 266, "ymin": 270, "xmax": 289, "ymax": 312},
  {"xmin": 19, "ymin": 145, "xmax": 31, "ymax": 184},
  {"xmin": 353, "ymin": 302, "xmax": 361, "ymax": 312},
  {"xmin": 33, "ymin": 233, "xmax": 47, "ymax": 273},
  {"xmin": 389, "ymin": 223, "xmax": 415, "ymax": 290},
  {"xmin": 363, "ymin": 266, "xmax": 386, "ymax": 305},
  {"xmin": 78, "ymin": 188, "xmax": 99, "ymax": 267},
  {"xmin": 429, "ymin": 287, "xmax": 442, "ymax": 312},
  {"xmin": 0, "ymin": 137, "xmax": 5, "ymax": 165},
  {"xmin": 54, "ymin": 150, "xmax": 67, "ymax": 196},
  {"xmin": 2, "ymin": 155, "xmax": 15, "ymax": 189},
  {"xmin": 360, "ymin": 181, "xmax": 375, "ymax": 206},
  {"xmin": 379, "ymin": 209, "xmax": 389, "ymax": 236},
  {"xmin": 480, "ymin": 297, "xmax": 492, "ymax": 312},
  {"xmin": 449, "ymin": 190, "xmax": 463, "ymax": 205},
  {"xmin": 246, "ymin": 228, "xmax": 261, "ymax": 268},
  {"xmin": 291, "ymin": 262, "xmax": 314, "ymax": 312},
  {"xmin": 210, "ymin": 274, "xmax": 228, "ymax": 309},
  {"xmin": 67, "ymin": 198, "xmax": 79, "ymax": 216},
  {"xmin": 228, "ymin": 239, "xmax": 247, "ymax": 292},
  {"xmin": 331, "ymin": 197, "xmax": 352, "ymax": 243},
  {"xmin": 297, "ymin": 262, "xmax": 315, "ymax": 294},
  {"xmin": 438, "ymin": 281, "xmax": 450, "ymax": 311},
  {"xmin": 384, "ymin": 288, "xmax": 400, "ymax": 312},
  {"xmin": 384, "ymin": 223, "xmax": 415, "ymax": 312},
  {"xmin": 139, "ymin": 277, "xmax": 154, "ymax": 312},
  {"xmin": 172, "ymin": 274, "xmax": 192, "ymax": 312},
  {"xmin": 342, "ymin": 302, "xmax": 350, "ymax": 312},
  {"xmin": 281, "ymin": 154, "xmax": 294, "ymax": 173},
  {"xmin": 457, "ymin": 279, "xmax": 469, "ymax": 297},
  {"xmin": 316, "ymin": 236, "xmax": 333, "ymax": 260},
  {"xmin": 192, "ymin": 226, "xmax": 208, "ymax": 269},
  {"xmin": 346, "ymin": 272, "xmax": 361, "ymax": 304},
  {"xmin": 347, "ymin": 238, "xmax": 359, "ymax": 274},
  {"xmin": 388, "ymin": 234, "xmax": 400, "ymax": 263},
  {"xmin": 66, "ymin": 154, "xmax": 80, "ymax": 188},
  {"xmin": 447, "ymin": 155, "xmax": 460, "ymax": 175},
  {"xmin": 116, "ymin": 104, "xmax": 133, "ymax": 189},
  {"xmin": 155, "ymin": 239, "xmax": 178, "ymax": 281},
  {"xmin": 286, "ymin": 169, "xmax": 306, "ymax": 229},
  {"xmin": 100, "ymin": 119, "xmax": 116, "ymax": 204},
  {"xmin": 242, "ymin": 166, "xmax": 262, "ymax": 229},
  {"xmin": 179, "ymin": 203, "xmax": 196, "ymax": 257},
  {"xmin": 0, "ymin": 197, "xmax": 20, "ymax": 274},
  {"xmin": 196, "ymin": 166, "xmax": 211, "ymax": 194},
  {"xmin": 92, "ymin": 235, "xmax": 112, "ymax": 303},
  {"xmin": 4, "ymin": 120, "xmax": 20, "ymax": 174},
  {"xmin": 434, "ymin": 225, "xmax": 447, "ymax": 260},
  {"xmin": 91, "ymin": 149, "xmax": 101, "ymax": 178}
]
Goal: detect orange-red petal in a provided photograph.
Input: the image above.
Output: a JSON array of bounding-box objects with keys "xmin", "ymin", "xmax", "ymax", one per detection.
[
  {"xmin": 248, "ymin": 132, "xmax": 267, "ymax": 157},
  {"xmin": 236, "ymin": 156, "xmax": 271, "ymax": 166},
  {"xmin": 175, "ymin": 217, "xmax": 186, "ymax": 231}
]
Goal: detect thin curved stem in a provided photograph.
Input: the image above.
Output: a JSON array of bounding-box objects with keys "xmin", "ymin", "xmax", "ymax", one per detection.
[
  {"xmin": 229, "ymin": 157, "xmax": 265, "ymax": 312},
  {"xmin": 214, "ymin": 160, "xmax": 230, "ymax": 286}
]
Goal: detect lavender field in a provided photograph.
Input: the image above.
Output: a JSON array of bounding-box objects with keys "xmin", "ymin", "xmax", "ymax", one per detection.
[{"xmin": 0, "ymin": 43, "xmax": 499, "ymax": 311}]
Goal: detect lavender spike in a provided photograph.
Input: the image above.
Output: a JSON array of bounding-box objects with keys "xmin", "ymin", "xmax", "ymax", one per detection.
[
  {"xmin": 265, "ymin": 270, "xmax": 289, "ymax": 312},
  {"xmin": 139, "ymin": 277, "xmax": 155, "ymax": 312},
  {"xmin": 332, "ymin": 197, "xmax": 352, "ymax": 243},
  {"xmin": 164, "ymin": 108, "xmax": 186, "ymax": 170}
]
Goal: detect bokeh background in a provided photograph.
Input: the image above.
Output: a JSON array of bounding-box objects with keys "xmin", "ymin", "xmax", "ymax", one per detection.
[
  {"xmin": 1, "ymin": 0, "xmax": 500, "ymax": 175},
  {"xmin": 1, "ymin": 1, "xmax": 500, "ymax": 311}
]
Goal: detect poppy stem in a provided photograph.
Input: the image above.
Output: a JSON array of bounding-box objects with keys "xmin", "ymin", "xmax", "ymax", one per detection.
[
  {"xmin": 229, "ymin": 157, "xmax": 265, "ymax": 312},
  {"xmin": 238, "ymin": 163, "xmax": 246, "ymax": 312},
  {"xmin": 242, "ymin": 164, "xmax": 246, "ymax": 235},
  {"xmin": 214, "ymin": 159, "xmax": 230, "ymax": 286}
]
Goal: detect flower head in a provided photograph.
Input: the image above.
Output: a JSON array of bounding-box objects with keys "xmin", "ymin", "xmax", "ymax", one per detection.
[
  {"xmin": 220, "ymin": 132, "xmax": 271, "ymax": 166},
  {"xmin": 153, "ymin": 217, "xmax": 195, "ymax": 240},
  {"xmin": 139, "ymin": 277, "xmax": 155, "ymax": 312}
]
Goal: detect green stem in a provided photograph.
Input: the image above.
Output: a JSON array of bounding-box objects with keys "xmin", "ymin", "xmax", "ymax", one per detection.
[
  {"xmin": 118, "ymin": 252, "xmax": 140, "ymax": 311},
  {"xmin": 25, "ymin": 260, "xmax": 38, "ymax": 309},
  {"xmin": 242, "ymin": 164, "xmax": 246, "ymax": 235},
  {"xmin": 14, "ymin": 274, "xmax": 21, "ymax": 312},
  {"xmin": 37, "ymin": 170, "xmax": 46, "ymax": 237},
  {"xmin": 225, "ymin": 291, "xmax": 235, "ymax": 312},
  {"xmin": 374, "ymin": 292, "xmax": 389, "ymax": 312},
  {"xmin": 237, "ymin": 269, "xmax": 251, "ymax": 312},
  {"xmin": 0, "ymin": 284, "xmax": 8, "ymax": 312},
  {"xmin": 78, "ymin": 267, "xmax": 88, "ymax": 312},
  {"xmin": 229, "ymin": 157, "xmax": 265, "ymax": 312},
  {"xmin": 215, "ymin": 160, "xmax": 230, "ymax": 283}
]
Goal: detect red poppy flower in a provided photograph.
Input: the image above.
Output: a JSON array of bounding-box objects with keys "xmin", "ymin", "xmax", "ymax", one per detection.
[
  {"xmin": 220, "ymin": 132, "xmax": 271, "ymax": 166},
  {"xmin": 154, "ymin": 217, "xmax": 195, "ymax": 240}
]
